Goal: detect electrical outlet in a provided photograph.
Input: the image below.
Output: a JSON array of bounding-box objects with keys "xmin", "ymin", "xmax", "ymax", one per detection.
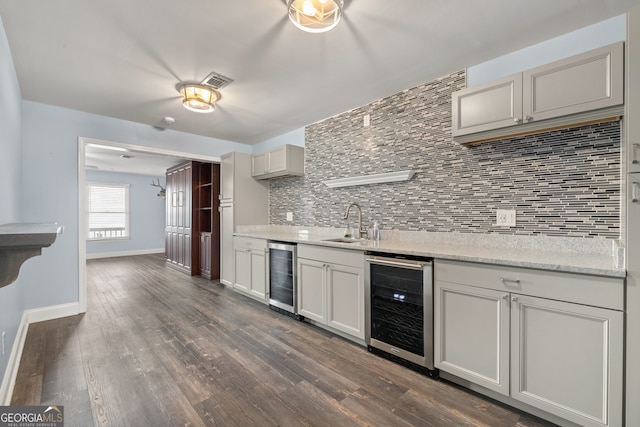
[
  {"xmin": 364, "ymin": 114, "xmax": 370, "ymax": 127},
  {"xmin": 286, "ymin": 212, "xmax": 293, "ymax": 222},
  {"xmin": 496, "ymin": 209, "xmax": 516, "ymax": 227}
]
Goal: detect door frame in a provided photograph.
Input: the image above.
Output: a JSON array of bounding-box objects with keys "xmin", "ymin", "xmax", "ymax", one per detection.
[{"xmin": 77, "ymin": 136, "xmax": 220, "ymax": 312}]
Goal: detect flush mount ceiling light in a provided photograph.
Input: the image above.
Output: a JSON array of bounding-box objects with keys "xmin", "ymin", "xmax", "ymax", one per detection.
[
  {"xmin": 287, "ymin": 0, "xmax": 344, "ymax": 33},
  {"xmin": 178, "ymin": 83, "xmax": 220, "ymax": 113}
]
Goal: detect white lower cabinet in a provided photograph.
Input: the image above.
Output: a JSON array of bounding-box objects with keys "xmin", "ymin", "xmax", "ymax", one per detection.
[
  {"xmin": 233, "ymin": 237, "xmax": 268, "ymax": 301},
  {"xmin": 435, "ymin": 282, "xmax": 510, "ymax": 395},
  {"xmin": 434, "ymin": 259, "xmax": 624, "ymax": 427},
  {"xmin": 297, "ymin": 257, "xmax": 325, "ymax": 322},
  {"xmin": 297, "ymin": 245, "xmax": 365, "ymax": 340},
  {"xmin": 510, "ymin": 295, "xmax": 623, "ymax": 427}
]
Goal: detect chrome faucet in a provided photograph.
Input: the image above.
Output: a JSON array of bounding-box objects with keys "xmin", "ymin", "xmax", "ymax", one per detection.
[{"xmin": 343, "ymin": 202, "xmax": 368, "ymax": 239}]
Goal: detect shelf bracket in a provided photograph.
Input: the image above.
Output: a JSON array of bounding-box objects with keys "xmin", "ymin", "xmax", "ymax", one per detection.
[{"xmin": 0, "ymin": 223, "xmax": 63, "ymax": 288}]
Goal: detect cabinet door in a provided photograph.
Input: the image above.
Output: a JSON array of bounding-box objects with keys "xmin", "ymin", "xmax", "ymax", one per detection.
[
  {"xmin": 451, "ymin": 73, "xmax": 522, "ymax": 137},
  {"xmin": 220, "ymin": 153, "xmax": 234, "ymax": 202},
  {"xmin": 184, "ymin": 232, "xmax": 191, "ymax": 271},
  {"xmin": 169, "ymin": 171, "xmax": 178, "ymax": 228},
  {"xmin": 249, "ymin": 250, "xmax": 267, "ymax": 299},
  {"xmin": 434, "ymin": 281, "xmax": 510, "ymax": 395},
  {"xmin": 267, "ymin": 145, "xmax": 287, "ymax": 173},
  {"xmin": 200, "ymin": 232, "xmax": 211, "ymax": 279},
  {"xmin": 251, "ymin": 152, "xmax": 267, "ymax": 176},
  {"xmin": 297, "ymin": 258, "xmax": 326, "ymax": 323},
  {"xmin": 176, "ymin": 166, "xmax": 185, "ymax": 227},
  {"xmin": 183, "ymin": 164, "xmax": 192, "ymax": 229},
  {"xmin": 177, "ymin": 232, "xmax": 185, "ymax": 267},
  {"xmin": 523, "ymin": 42, "xmax": 623, "ymax": 123},
  {"xmin": 326, "ymin": 263, "xmax": 364, "ymax": 339},
  {"xmin": 628, "ymin": 173, "xmax": 640, "ymax": 426},
  {"xmin": 219, "ymin": 204, "xmax": 234, "ymax": 286},
  {"xmin": 628, "ymin": 12, "xmax": 640, "ymax": 174},
  {"xmin": 234, "ymin": 246, "xmax": 251, "ymax": 293},
  {"xmin": 167, "ymin": 231, "xmax": 177, "ymax": 264},
  {"xmin": 511, "ymin": 295, "xmax": 623, "ymax": 427}
]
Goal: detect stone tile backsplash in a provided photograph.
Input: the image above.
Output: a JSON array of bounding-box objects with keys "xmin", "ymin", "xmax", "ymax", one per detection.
[{"xmin": 269, "ymin": 70, "xmax": 621, "ymax": 238}]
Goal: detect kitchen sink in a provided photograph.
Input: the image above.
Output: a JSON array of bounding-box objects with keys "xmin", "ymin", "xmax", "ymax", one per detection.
[{"xmin": 323, "ymin": 237, "xmax": 366, "ymax": 244}]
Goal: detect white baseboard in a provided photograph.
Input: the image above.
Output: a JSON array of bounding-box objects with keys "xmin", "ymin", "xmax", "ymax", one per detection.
[
  {"xmin": 86, "ymin": 248, "xmax": 164, "ymax": 259},
  {"xmin": 26, "ymin": 302, "xmax": 84, "ymax": 324},
  {"xmin": 0, "ymin": 311, "xmax": 28, "ymax": 405},
  {"xmin": 0, "ymin": 302, "xmax": 84, "ymax": 405}
]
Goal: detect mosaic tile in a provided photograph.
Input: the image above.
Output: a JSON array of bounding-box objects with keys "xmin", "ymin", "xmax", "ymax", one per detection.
[{"xmin": 269, "ymin": 70, "xmax": 621, "ymax": 239}]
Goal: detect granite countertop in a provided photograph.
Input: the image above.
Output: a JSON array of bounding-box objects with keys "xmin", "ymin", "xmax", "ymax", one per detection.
[{"xmin": 235, "ymin": 226, "xmax": 626, "ymax": 278}]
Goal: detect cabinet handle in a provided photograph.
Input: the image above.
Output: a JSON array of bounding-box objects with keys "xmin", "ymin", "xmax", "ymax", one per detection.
[
  {"xmin": 633, "ymin": 144, "xmax": 639, "ymax": 165},
  {"xmin": 502, "ymin": 294, "xmax": 509, "ymax": 300},
  {"xmin": 525, "ymin": 115, "xmax": 533, "ymax": 122},
  {"xmin": 511, "ymin": 297, "xmax": 518, "ymax": 302},
  {"xmin": 501, "ymin": 278, "xmax": 520, "ymax": 285},
  {"xmin": 633, "ymin": 181, "xmax": 640, "ymax": 203},
  {"xmin": 514, "ymin": 117, "xmax": 522, "ymax": 123}
]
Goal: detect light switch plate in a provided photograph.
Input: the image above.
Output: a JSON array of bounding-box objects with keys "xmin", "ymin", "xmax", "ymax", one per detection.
[
  {"xmin": 286, "ymin": 212, "xmax": 293, "ymax": 222},
  {"xmin": 496, "ymin": 209, "xmax": 516, "ymax": 227}
]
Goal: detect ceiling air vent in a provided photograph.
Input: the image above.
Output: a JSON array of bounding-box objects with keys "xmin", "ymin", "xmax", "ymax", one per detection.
[{"xmin": 201, "ymin": 72, "xmax": 234, "ymax": 89}]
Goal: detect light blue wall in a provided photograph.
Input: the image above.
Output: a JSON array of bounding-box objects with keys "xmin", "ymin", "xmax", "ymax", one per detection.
[
  {"xmin": 253, "ymin": 127, "xmax": 305, "ymax": 153},
  {"xmin": 0, "ymin": 16, "xmax": 24, "ymax": 393},
  {"xmin": 467, "ymin": 15, "xmax": 627, "ymax": 86},
  {"xmin": 85, "ymin": 170, "xmax": 166, "ymax": 256},
  {"xmin": 19, "ymin": 101, "xmax": 251, "ymax": 310}
]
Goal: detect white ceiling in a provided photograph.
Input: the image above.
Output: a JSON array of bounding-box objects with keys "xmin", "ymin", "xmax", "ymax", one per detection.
[
  {"xmin": 84, "ymin": 143, "xmax": 186, "ymax": 177},
  {"xmin": 2, "ymin": 0, "xmax": 640, "ymax": 175}
]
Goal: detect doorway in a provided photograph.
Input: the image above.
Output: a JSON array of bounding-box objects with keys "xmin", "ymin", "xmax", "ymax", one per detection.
[{"xmin": 77, "ymin": 136, "xmax": 221, "ymax": 313}]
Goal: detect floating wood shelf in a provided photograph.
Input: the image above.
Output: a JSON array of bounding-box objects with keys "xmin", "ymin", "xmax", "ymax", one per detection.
[
  {"xmin": 0, "ymin": 223, "xmax": 63, "ymax": 288},
  {"xmin": 323, "ymin": 170, "xmax": 415, "ymax": 188}
]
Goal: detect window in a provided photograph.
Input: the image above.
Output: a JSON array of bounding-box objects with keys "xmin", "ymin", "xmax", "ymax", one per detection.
[{"xmin": 87, "ymin": 183, "xmax": 130, "ymax": 240}]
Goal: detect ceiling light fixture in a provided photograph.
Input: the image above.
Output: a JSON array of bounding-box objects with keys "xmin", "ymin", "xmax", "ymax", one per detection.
[
  {"xmin": 178, "ymin": 83, "xmax": 220, "ymax": 113},
  {"xmin": 287, "ymin": 0, "xmax": 343, "ymax": 33}
]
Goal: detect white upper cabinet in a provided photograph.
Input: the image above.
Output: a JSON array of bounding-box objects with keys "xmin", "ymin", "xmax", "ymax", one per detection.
[
  {"xmin": 453, "ymin": 42, "xmax": 624, "ymax": 144},
  {"xmin": 452, "ymin": 74, "xmax": 523, "ymax": 137},
  {"xmin": 252, "ymin": 144, "xmax": 304, "ymax": 180},
  {"xmin": 627, "ymin": 8, "xmax": 640, "ymax": 174},
  {"xmin": 523, "ymin": 42, "xmax": 624, "ymax": 122}
]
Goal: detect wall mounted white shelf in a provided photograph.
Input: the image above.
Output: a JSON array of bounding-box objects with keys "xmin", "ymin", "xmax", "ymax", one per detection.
[
  {"xmin": 323, "ymin": 170, "xmax": 415, "ymax": 188},
  {"xmin": 0, "ymin": 223, "xmax": 63, "ymax": 288}
]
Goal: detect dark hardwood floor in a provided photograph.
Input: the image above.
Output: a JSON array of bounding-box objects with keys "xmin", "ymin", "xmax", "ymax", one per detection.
[{"xmin": 11, "ymin": 254, "xmax": 555, "ymax": 426}]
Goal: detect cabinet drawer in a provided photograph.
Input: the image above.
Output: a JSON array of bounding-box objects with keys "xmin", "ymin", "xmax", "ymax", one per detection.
[
  {"xmin": 298, "ymin": 244, "xmax": 364, "ymax": 268},
  {"xmin": 234, "ymin": 236, "xmax": 267, "ymax": 251},
  {"xmin": 435, "ymin": 259, "xmax": 623, "ymax": 311}
]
